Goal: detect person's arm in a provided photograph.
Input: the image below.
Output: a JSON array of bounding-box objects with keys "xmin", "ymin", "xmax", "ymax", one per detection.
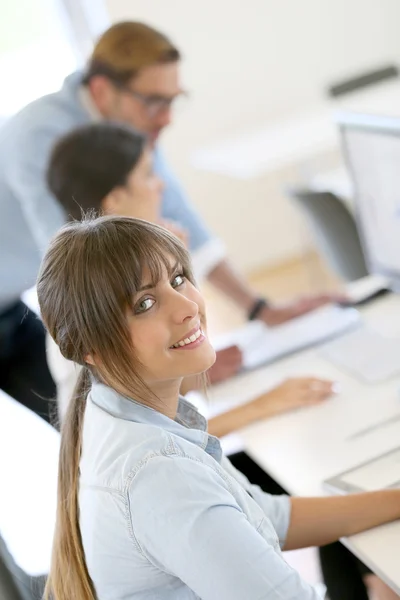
[
  {"xmin": 131, "ymin": 455, "xmax": 320, "ymax": 599},
  {"xmin": 208, "ymin": 259, "xmax": 346, "ymax": 325},
  {"xmin": 285, "ymin": 490, "xmax": 400, "ymax": 550},
  {"xmin": 7, "ymin": 125, "xmax": 67, "ymax": 252},
  {"xmin": 224, "ymin": 457, "xmax": 400, "ymax": 554},
  {"xmin": 179, "ymin": 376, "xmax": 335, "ymax": 438},
  {"xmin": 207, "ymin": 378, "xmax": 335, "ymax": 438},
  {"xmin": 207, "ymin": 258, "xmax": 258, "ymax": 311}
]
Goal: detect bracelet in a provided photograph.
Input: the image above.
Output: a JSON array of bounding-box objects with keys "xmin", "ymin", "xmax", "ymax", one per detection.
[{"xmin": 248, "ymin": 298, "xmax": 269, "ymax": 321}]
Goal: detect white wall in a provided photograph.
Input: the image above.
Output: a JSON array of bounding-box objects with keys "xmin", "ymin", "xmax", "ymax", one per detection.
[{"xmin": 105, "ymin": 0, "xmax": 400, "ymax": 272}]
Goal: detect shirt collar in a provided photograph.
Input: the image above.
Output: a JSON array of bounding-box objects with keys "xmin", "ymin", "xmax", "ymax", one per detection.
[
  {"xmin": 78, "ymin": 85, "xmax": 104, "ymax": 122},
  {"xmin": 88, "ymin": 382, "xmax": 222, "ymax": 462}
]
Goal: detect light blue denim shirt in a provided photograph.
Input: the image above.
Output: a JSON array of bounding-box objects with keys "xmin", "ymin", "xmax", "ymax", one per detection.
[{"xmin": 79, "ymin": 382, "xmax": 322, "ymax": 599}]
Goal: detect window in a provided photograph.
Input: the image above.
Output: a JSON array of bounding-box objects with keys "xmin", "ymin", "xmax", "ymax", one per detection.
[{"xmin": 0, "ymin": 0, "xmax": 108, "ymax": 117}]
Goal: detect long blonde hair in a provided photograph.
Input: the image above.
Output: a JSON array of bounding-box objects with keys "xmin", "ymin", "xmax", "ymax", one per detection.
[{"xmin": 38, "ymin": 216, "xmax": 194, "ymax": 599}]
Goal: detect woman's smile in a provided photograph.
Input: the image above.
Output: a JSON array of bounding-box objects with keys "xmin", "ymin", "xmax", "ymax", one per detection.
[{"xmin": 169, "ymin": 324, "xmax": 206, "ymax": 350}]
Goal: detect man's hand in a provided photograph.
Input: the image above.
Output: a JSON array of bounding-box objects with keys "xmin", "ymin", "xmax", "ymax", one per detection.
[
  {"xmin": 258, "ymin": 293, "xmax": 347, "ymax": 326},
  {"xmin": 208, "ymin": 345, "xmax": 243, "ymax": 385}
]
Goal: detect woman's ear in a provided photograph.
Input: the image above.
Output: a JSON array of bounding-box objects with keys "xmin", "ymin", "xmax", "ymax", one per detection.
[
  {"xmin": 102, "ymin": 187, "xmax": 126, "ymax": 216},
  {"xmin": 102, "ymin": 190, "xmax": 118, "ymax": 215},
  {"xmin": 84, "ymin": 353, "xmax": 96, "ymax": 366}
]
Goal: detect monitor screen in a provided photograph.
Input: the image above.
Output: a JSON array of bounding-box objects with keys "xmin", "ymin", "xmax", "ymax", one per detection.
[{"xmin": 339, "ymin": 112, "xmax": 400, "ymax": 284}]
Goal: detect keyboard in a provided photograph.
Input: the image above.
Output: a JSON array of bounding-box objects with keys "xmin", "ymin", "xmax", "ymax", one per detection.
[{"xmin": 319, "ymin": 326, "xmax": 400, "ymax": 383}]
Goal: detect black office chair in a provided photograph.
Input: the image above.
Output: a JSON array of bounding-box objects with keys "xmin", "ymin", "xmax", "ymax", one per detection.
[{"xmin": 287, "ymin": 189, "xmax": 369, "ymax": 282}]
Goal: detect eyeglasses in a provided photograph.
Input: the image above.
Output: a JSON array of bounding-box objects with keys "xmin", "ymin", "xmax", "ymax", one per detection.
[{"xmin": 117, "ymin": 85, "xmax": 188, "ymax": 117}]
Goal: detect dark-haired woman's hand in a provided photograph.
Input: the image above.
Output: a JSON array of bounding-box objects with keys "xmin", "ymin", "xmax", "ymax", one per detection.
[
  {"xmin": 255, "ymin": 377, "xmax": 338, "ymax": 417},
  {"xmin": 207, "ymin": 345, "xmax": 243, "ymax": 385}
]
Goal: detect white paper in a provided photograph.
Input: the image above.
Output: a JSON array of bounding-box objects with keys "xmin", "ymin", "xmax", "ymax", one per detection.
[{"xmin": 340, "ymin": 448, "xmax": 400, "ymax": 491}]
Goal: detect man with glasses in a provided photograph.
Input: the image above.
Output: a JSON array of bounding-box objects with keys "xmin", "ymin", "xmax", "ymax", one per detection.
[{"xmin": 0, "ymin": 21, "xmax": 339, "ymax": 421}]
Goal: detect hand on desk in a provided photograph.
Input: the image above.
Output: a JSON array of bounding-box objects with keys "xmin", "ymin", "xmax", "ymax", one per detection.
[
  {"xmin": 257, "ymin": 377, "xmax": 337, "ymax": 417},
  {"xmin": 208, "ymin": 345, "xmax": 243, "ymax": 385},
  {"xmin": 179, "ymin": 345, "xmax": 243, "ymax": 395},
  {"xmin": 259, "ymin": 293, "xmax": 347, "ymax": 326},
  {"xmin": 208, "ymin": 377, "xmax": 336, "ymax": 438}
]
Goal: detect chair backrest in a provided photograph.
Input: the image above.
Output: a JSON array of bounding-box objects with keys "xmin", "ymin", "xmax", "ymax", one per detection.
[{"xmin": 288, "ymin": 189, "xmax": 369, "ymax": 282}]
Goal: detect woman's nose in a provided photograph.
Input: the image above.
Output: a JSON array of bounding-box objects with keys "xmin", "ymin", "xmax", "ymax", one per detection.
[{"xmin": 171, "ymin": 292, "xmax": 198, "ymax": 324}]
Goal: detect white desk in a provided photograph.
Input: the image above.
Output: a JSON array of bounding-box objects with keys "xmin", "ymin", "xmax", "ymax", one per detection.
[
  {"xmin": 207, "ymin": 293, "xmax": 400, "ymax": 593},
  {"xmin": 0, "ymin": 391, "xmax": 59, "ymax": 576}
]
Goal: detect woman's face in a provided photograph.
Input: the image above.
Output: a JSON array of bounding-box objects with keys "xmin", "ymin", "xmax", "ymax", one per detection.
[
  {"xmin": 105, "ymin": 148, "xmax": 163, "ymax": 223},
  {"xmin": 128, "ymin": 255, "xmax": 216, "ymax": 388}
]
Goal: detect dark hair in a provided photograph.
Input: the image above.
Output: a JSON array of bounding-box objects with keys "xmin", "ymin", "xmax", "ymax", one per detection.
[
  {"xmin": 47, "ymin": 123, "xmax": 146, "ymax": 219},
  {"xmin": 83, "ymin": 21, "xmax": 180, "ymax": 86},
  {"xmin": 39, "ymin": 216, "xmax": 194, "ymax": 600}
]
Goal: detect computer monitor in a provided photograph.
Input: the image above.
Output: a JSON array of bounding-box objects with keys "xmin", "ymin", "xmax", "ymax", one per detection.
[{"xmin": 337, "ymin": 111, "xmax": 400, "ymax": 290}]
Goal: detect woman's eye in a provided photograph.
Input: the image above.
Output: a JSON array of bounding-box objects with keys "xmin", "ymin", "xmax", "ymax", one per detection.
[
  {"xmin": 172, "ymin": 273, "xmax": 185, "ymax": 288},
  {"xmin": 135, "ymin": 297, "xmax": 155, "ymax": 314}
]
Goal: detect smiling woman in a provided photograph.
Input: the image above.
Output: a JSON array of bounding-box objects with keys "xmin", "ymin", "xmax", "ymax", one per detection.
[
  {"xmin": 38, "ymin": 216, "xmax": 210, "ymax": 409},
  {"xmin": 119, "ymin": 257, "xmax": 215, "ymax": 403},
  {"xmin": 37, "ymin": 215, "xmax": 400, "ymax": 600}
]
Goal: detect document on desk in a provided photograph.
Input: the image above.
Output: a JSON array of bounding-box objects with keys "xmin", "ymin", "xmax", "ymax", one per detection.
[
  {"xmin": 211, "ymin": 305, "xmax": 361, "ymax": 371},
  {"xmin": 324, "ymin": 447, "xmax": 400, "ymax": 494}
]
